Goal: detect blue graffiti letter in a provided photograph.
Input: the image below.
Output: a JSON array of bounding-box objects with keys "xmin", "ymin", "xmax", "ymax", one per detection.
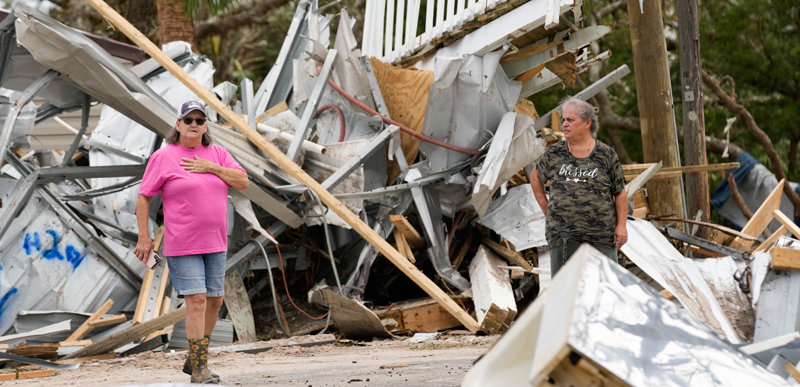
[
  {"xmin": 64, "ymin": 245, "xmax": 86, "ymax": 271},
  {"xmin": 42, "ymin": 229, "xmax": 64, "ymax": 261},
  {"xmin": 23, "ymin": 232, "xmax": 41, "ymax": 255}
]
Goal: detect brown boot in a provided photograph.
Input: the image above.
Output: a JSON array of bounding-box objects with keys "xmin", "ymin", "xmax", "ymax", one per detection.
[
  {"xmin": 184, "ymin": 335, "xmax": 220, "ymax": 381},
  {"xmin": 188, "ymin": 337, "xmax": 220, "ymax": 384}
]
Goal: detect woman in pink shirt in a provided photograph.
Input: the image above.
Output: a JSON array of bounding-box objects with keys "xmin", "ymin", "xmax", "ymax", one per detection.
[{"xmin": 134, "ymin": 101, "xmax": 248, "ymax": 384}]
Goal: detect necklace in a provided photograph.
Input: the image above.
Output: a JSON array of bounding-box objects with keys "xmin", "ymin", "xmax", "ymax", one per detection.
[{"xmin": 569, "ymin": 138, "xmax": 594, "ymax": 152}]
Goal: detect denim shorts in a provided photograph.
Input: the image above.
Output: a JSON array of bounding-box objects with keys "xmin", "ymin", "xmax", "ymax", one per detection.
[{"xmin": 166, "ymin": 251, "xmax": 226, "ymax": 297}]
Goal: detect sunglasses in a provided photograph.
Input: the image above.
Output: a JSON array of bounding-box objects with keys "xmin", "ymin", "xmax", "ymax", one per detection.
[{"xmin": 181, "ymin": 117, "xmax": 206, "ymax": 125}]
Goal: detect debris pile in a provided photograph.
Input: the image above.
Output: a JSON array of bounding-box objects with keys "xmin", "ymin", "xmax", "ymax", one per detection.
[{"xmin": 0, "ymin": 1, "xmax": 799, "ymax": 385}]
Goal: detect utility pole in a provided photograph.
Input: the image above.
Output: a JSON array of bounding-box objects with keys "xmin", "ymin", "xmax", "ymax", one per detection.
[
  {"xmin": 678, "ymin": 0, "xmax": 710, "ymax": 238},
  {"xmin": 627, "ymin": 0, "xmax": 685, "ymax": 221}
]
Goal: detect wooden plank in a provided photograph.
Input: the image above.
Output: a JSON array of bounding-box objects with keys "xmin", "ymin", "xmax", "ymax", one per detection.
[
  {"xmin": 770, "ymin": 247, "xmax": 800, "ymax": 271},
  {"xmin": 478, "ymin": 304, "xmax": 511, "ymax": 334},
  {"xmin": 88, "ymin": 0, "xmax": 479, "ymax": 333},
  {"xmin": 622, "ymin": 162, "xmax": 740, "ymax": 175},
  {"xmin": 773, "ymin": 210, "xmax": 800, "ymax": 240},
  {"xmin": 469, "ymin": 245, "xmax": 516, "ymax": 334},
  {"xmin": 55, "ymin": 353, "xmax": 117, "ymax": 365},
  {"xmin": 393, "ymin": 229, "xmax": 416, "ymax": 263},
  {"xmin": 754, "ymin": 225, "xmax": 786, "ymax": 253},
  {"xmin": 0, "ymin": 369, "xmax": 55, "ymax": 381},
  {"xmin": 550, "ymin": 109, "xmax": 561, "ymax": 134},
  {"xmin": 58, "ymin": 340, "xmax": 92, "ymax": 347},
  {"xmin": 224, "ymin": 272, "xmax": 257, "ymax": 342},
  {"xmin": 369, "ymin": 57, "xmax": 434, "ymax": 183},
  {"xmin": 389, "ymin": 215, "xmax": 425, "ymax": 248},
  {"xmin": 514, "ymin": 98, "xmax": 539, "ymax": 121},
  {"xmin": 378, "ymin": 298, "xmax": 463, "ymax": 333},
  {"xmin": 153, "ymin": 225, "xmax": 165, "ymax": 250},
  {"xmin": 733, "ymin": 179, "xmax": 785, "ymax": 249},
  {"xmin": 62, "ymin": 307, "xmax": 186, "ymax": 359},
  {"xmin": 264, "ymin": 101, "xmax": 288, "ymax": 117},
  {"xmin": 624, "ymin": 170, "xmax": 682, "ymax": 181},
  {"xmin": 65, "ymin": 298, "xmax": 113, "ymax": 342},
  {"xmin": 659, "ymin": 289, "xmax": 675, "ymax": 300},
  {"xmin": 0, "ymin": 320, "xmax": 71, "ymax": 343},
  {"xmin": 787, "ymin": 363, "xmax": 800, "ymax": 383},
  {"xmin": 132, "ymin": 268, "xmax": 155, "ymax": 325},
  {"xmin": 481, "ymin": 238, "xmax": 533, "ymax": 271},
  {"xmin": 88, "ymin": 314, "xmax": 126, "ymax": 328},
  {"xmin": 451, "ymin": 232, "xmax": 475, "ymax": 270},
  {"xmin": 149, "ymin": 264, "xmax": 171, "ymax": 318}
]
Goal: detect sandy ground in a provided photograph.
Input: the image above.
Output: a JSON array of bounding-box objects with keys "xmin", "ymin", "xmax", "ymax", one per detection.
[{"xmin": 3, "ymin": 334, "xmax": 497, "ymax": 386}]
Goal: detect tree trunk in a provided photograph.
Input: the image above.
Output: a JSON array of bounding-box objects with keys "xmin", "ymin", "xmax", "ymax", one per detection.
[
  {"xmin": 156, "ymin": 0, "xmax": 195, "ymax": 47},
  {"xmin": 677, "ymin": 0, "xmax": 709, "ymax": 238},
  {"xmin": 627, "ymin": 0, "xmax": 685, "ymax": 220}
]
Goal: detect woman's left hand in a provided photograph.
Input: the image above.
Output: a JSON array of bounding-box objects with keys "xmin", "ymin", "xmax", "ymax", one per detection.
[
  {"xmin": 181, "ymin": 155, "xmax": 215, "ymax": 173},
  {"xmin": 614, "ymin": 223, "xmax": 628, "ymax": 250}
]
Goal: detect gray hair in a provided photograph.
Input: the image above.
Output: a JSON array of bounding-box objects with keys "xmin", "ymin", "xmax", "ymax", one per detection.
[{"xmin": 561, "ymin": 97, "xmax": 599, "ymax": 137}]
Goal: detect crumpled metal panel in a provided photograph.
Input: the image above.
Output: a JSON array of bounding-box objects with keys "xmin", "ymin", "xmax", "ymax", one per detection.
[
  {"xmin": 472, "ymin": 111, "xmax": 545, "ymax": 218},
  {"xmin": 464, "ymin": 245, "xmax": 790, "ymax": 386},
  {"xmin": 14, "ymin": 6, "xmax": 175, "ymax": 136},
  {"xmin": 621, "ymin": 218, "xmax": 742, "ymax": 343},
  {"xmin": 478, "ymin": 184, "xmax": 546, "ymax": 251},
  {"xmin": 0, "ymin": 191, "xmax": 139, "ymax": 335},
  {"xmin": 419, "ymin": 51, "xmax": 521, "ymax": 172}
]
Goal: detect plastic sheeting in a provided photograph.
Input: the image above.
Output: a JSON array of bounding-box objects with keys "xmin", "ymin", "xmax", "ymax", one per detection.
[{"xmin": 711, "ymin": 152, "xmax": 800, "ymax": 231}]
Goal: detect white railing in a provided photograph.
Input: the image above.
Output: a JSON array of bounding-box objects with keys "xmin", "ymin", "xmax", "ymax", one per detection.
[{"xmin": 363, "ymin": 0, "xmax": 512, "ymax": 63}]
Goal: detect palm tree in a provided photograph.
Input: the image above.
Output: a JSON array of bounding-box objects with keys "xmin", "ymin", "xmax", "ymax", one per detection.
[{"xmin": 155, "ymin": 0, "xmax": 234, "ymax": 46}]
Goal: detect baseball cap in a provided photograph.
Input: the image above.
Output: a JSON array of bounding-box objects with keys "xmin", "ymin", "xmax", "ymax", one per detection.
[{"xmin": 177, "ymin": 101, "xmax": 207, "ymax": 119}]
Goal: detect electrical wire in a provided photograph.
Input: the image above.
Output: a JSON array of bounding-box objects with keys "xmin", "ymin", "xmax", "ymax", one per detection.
[
  {"xmin": 266, "ymin": 229, "xmax": 329, "ymax": 321},
  {"xmin": 250, "ymin": 240, "xmax": 291, "ymax": 337},
  {"xmin": 323, "ymin": 76, "xmax": 481, "ymax": 155},
  {"xmin": 315, "ymin": 103, "xmax": 347, "ymax": 142},
  {"xmin": 306, "ymin": 189, "xmax": 344, "ymax": 295}
]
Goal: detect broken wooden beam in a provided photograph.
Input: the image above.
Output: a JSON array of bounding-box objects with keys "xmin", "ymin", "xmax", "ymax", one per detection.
[
  {"xmin": 0, "ymin": 369, "xmax": 55, "ymax": 381},
  {"xmin": 754, "ymin": 225, "xmax": 787, "ymax": 253},
  {"xmin": 481, "ymin": 238, "xmax": 534, "ymax": 271},
  {"xmin": 89, "ymin": 0, "xmax": 480, "ymax": 333},
  {"xmin": 621, "ymin": 161, "xmax": 740, "ymax": 176},
  {"xmin": 64, "ymin": 298, "xmax": 114, "ymax": 342},
  {"xmin": 733, "ymin": 179, "xmax": 785, "ymax": 250},
  {"xmin": 773, "ymin": 209, "xmax": 800, "ymax": 240},
  {"xmin": 469, "ymin": 245, "xmax": 517, "ymax": 334},
  {"xmin": 390, "ymin": 215, "xmax": 425, "ymax": 248},
  {"xmin": 393, "ymin": 229, "xmax": 416, "ymax": 263},
  {"xmin": 770, "ymin": 247, "xmax": 800, "ymax": 271},
  {"xmin": 376, "ymin": 297, "xmax": 465, "ymax": 333},
  {"xmin": 62, "ymin": 307, "xmax": 186, "ymax": 359}
]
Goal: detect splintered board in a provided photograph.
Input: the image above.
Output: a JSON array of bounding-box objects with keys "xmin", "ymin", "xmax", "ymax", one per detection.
[{"xmin": 377, "ymin": 298, "xmax": 469, "ymax": 333}]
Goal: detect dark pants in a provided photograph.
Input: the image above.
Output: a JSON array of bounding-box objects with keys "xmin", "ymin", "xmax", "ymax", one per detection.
[{"xmin": 549, "ymin": 237, "xmax": 618, "ymax": 276}]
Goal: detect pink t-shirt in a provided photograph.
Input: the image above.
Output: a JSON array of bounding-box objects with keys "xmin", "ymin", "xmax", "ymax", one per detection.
[{"xmin": 139, "ymin": 143, "xmax": 245, "ymax": 256}]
